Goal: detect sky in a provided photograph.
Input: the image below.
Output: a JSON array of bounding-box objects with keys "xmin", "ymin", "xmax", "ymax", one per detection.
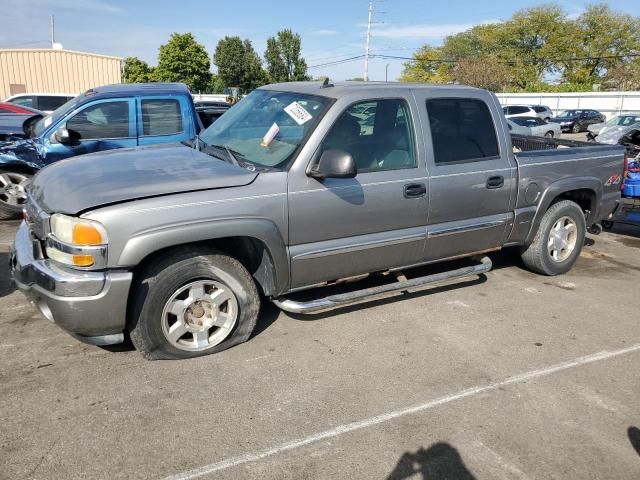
[{"xmin": 1, "ymin": 0, "xmax": 636, "ymax": 82}]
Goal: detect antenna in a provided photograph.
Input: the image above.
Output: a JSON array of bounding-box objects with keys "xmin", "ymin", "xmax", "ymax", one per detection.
[{"xmin": 50, "ymin": 15, "xmax": 55, "ymax": 48}]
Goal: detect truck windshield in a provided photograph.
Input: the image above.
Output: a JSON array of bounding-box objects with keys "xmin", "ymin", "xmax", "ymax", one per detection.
[
  {"xmin": 199, "ymin": 89, "xmax": 332, "ymax": 169},
  {"xmin": 32, "ymin": 96, "xmax": 80, "ymax": 138}
]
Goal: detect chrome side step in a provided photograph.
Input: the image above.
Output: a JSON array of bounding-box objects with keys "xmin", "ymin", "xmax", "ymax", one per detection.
[{"xmin": 273, "ymin": 255, "xmax": 492, "ymax": 314}]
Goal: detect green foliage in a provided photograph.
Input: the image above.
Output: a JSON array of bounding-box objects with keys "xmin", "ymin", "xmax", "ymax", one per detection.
[
  {"xmin": 122, "ymin": 56, "xmax": 155, "ymax": 83},
  {"xmin": 400, "ymin": 3, "xmax": 640, "ymax": 92},
  {"xmin": 155, "ymin": 33, "xmax": 211, "ymax": 92},
  {"xmin": 264, "ymin": 29, "xmax": 310, "ymax": 82},
  {"xmin": 214, "ymin": 36, "xmax": 268, "ymax": 93}
]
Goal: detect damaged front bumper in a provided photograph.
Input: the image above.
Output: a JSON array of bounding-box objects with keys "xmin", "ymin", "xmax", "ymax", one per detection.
[{"xmin": 10, "ymin": 221, "xmax": 132, "ymax": 345}]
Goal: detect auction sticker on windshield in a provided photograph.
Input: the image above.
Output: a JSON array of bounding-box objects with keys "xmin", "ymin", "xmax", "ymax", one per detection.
[{"xmin": 284, "ymin": 102, "xmax": 313, "ymax": 125}]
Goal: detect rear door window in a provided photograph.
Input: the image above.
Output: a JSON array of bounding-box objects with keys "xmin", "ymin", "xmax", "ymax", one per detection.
[
  {"xmin": 37, "ymin": 96, "xmax": 71, "ymax": 111},
  {"xmin": 66, "ymin": 101, "xmax": 130, "ymax": 140},
  {"xmin": 511, "ymin": 106, "xmax": 529, "ymax": 114},
  {"xmin": 141, "ymin": 99, "xmax": 183, "ymax": 136},
  {"xmin": 426, "ymin": 98, "xmax": 500, "ymax": 164}
]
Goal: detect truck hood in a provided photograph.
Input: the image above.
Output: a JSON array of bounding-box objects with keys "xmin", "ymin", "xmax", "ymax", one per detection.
[{"xmin": 29, "ymin": 143, "xmax": 258, "ymax": 214}]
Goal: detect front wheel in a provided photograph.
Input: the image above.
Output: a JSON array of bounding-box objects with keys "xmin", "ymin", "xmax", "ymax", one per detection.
[
  {"xmin": 544, "ymin": 131, "xmax": 554, "ymax": 138},
  {"xmin": 520, "ymin": 200, "xmax": 586, "ymax": 276},
  {"xmin": 129, "ymin": 248, "xmax": 260, "ymax": 360},
  {"xmin": 0, "ymin": 171, "xmax": 31, "ymax": 220}
]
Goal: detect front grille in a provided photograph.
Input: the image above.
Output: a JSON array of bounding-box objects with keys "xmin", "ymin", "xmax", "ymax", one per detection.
[{"xmin": 25, "ymin": 195, "xmax": 50, "ymax": 240}]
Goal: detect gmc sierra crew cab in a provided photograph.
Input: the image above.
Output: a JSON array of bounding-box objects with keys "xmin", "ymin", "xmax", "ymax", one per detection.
[{"xmin": 10, "ymin": 82, "xmax": 625, "ymax": 359}]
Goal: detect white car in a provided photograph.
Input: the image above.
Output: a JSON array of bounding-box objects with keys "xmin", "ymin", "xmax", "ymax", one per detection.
[
  {"xmin": 4, "ymin": 93, "xmax": 76, "ymax": 114},
  {"xmin": 509, "ymin": 117, "xmax": 562, "ymax": 138},
  {"xmin": 503, "ymin": 105, "xmax": 554, "ymax": 122}
]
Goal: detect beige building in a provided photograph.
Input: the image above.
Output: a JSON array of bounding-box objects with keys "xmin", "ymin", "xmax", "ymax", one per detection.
[{"xmin": 0, "ymin": 48, "xmax": 122, "ymax": 99}]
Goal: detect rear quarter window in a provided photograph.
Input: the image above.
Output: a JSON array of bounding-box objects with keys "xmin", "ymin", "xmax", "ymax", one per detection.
[{"xmin": 426, "ymin": 98, "xmax": 500, "ymax": 165}]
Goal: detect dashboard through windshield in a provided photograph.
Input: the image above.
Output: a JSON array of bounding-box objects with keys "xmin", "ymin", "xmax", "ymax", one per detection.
[{"xmin": 199, "ymin": 90, "xmax": 332, "ymax": 170}]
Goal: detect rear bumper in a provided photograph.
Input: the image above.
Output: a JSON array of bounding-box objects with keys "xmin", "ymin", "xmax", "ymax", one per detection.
[{"xmin": 10, "ymin": 221, "xmax": 132, "ymax": 345}]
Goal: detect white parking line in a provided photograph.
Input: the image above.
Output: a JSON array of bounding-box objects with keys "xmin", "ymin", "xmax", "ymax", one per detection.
[{"xmin": 161, "ymin": 343, "xmax": 640, "ymax": 480}]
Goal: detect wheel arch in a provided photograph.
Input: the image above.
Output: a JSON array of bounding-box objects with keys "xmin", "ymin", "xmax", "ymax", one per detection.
[
  {"xmin": 524, "ymin": 177, "xmax": 601, "ymax": 246},
  {"xmin": 120, "ymin": 218, "xmax": 289, "ymax": 297}
]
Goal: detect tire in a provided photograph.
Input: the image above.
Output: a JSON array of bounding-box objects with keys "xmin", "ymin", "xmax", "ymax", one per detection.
[
  {"xmin": 544, "ymin": 117, "xmax": 550, "ymax": 123},
  {"xmin": 601, "ymin": 220, "xmax": 614, "ymax": 230},
  {"xmin": 129, "ymin": 247, "xmax": 260, "ymax": 360},
  {"xmin": 0, "ymin": 171, "xmax": 31, "ymax": 220},
  {"xmin": 520, "ymin": 200, "xmax": 586, "ymax": 276},
  {"xmin": 572, "ymin": 123, "xmax": 581, "ymax": 134},
  {"xmin": 544, "ymin": 131, "xmax": 554, "ymax": 138}
]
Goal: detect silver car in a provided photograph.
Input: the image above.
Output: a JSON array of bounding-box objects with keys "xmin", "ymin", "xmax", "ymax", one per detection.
[
  {"xmin": 588, "ymin": 113, "xmax": 640, "ymax": 138},
  {"xmin": 509, "ymin": 116, "xmax": 562, "ymax": 138}
]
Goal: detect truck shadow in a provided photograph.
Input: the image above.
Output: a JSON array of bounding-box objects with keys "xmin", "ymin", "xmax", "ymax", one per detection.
[
  {"xmin": 628, "ymin": 426, "xmax": 640, "ymax": 456},
  {"xmin": 386, "ymin": 443, "xmax": 476, "ymax": 480},
  {"xmin": 0, "ymin": 251, "xmax": 16, "ymax": 298}
]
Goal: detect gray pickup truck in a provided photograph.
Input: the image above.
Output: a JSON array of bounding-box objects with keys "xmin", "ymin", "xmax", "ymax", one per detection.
[{"xmin": 11, "ymin": 82, "xmax": 625, "ymax": 359}]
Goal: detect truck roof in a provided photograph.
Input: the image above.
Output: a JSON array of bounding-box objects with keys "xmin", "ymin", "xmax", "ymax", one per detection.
[
  {"xmin": 84, "ymin": 82, "xmax": 191, "ymax": 98},
  {"xmin": 260, "ymin": 81, "xmax": 484, "ymax": 97}
]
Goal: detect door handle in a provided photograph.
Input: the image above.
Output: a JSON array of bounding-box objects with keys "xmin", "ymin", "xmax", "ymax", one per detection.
[
  {"xmin": 486, "ymin": 176, "xmax": 504, "ymax": 189},
  {"xmin": 404, "ymin": 183, "xmax": 426, "ymax": 198}
]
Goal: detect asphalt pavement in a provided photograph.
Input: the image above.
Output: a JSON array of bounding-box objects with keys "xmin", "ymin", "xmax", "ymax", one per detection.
[{"xmin": 1, "ymin": 217, "xmax": 639, "ymax": 480}]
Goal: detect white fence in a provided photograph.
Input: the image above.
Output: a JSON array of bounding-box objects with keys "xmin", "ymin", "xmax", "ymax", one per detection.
[
  {"xmin": 496, "ymin": 91, "xmax": 640, "ymax": 120},
  {"xmin": 191, "ymin": 93, "xmax": 229, "ymax": 103}
]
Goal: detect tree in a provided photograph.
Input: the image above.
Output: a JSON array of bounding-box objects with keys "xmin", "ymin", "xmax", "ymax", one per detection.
[
  {"xmin": 214, "ymin": 36, "xmax": 268, "ymax": 93},
  {"xmin": 155, "ymin": 33, "xmax": 211, "ymax": 92},
  {"xmin": 122, "ymin": 56, "xmax": 155, "ymax": 83},
  {"xmin": 450, "ymin": 57, "xmax": 511, "ymax": 91},
  {"xmin": 399, "ymin": 45, "xmax": 449, "ymax": 83},
  {"xmin": 606, "ymin": 60, "xmax": 640, "ymax": 90},
  {"xmin": 399, "ymin": 4, "xmax": 640, "ymax": 92},
  {"xmin": 264, "ymin": 29, "xmax": 310, "ymax": 82},
  {"xmin": 562, "ymin": 4, "xmax": 640, "ymax": 85}
]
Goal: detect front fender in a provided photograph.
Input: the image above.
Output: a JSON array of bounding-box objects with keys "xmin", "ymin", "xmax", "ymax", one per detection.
[
  {"xmin": 0, "ymin": 140, "xmax": 45, "ymax": 171},
  {"xmin": 117, "ymin": 217, "xmax": 290, "ymax": 295},
  {"xmin": 524, "ymin": 176, "xmax": 602, "ymax": 245}
]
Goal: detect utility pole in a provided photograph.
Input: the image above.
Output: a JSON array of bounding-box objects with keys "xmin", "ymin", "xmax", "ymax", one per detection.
[
  {"xmin": 50, "ymin": 15, "xmax": 55, "ymax": 48},
  {"xmin": 385, "ymin": 63, "xmax": 390, "ymax": 82},
  {"xmin": 364, "ymin": 1, "xmax": 373, "ymax": 81}
]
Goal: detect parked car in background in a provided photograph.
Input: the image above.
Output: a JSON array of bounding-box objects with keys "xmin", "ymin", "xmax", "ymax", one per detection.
[
  {"xmin": 4, "ymin": 93, "xmax": 76, "ymax": 114},
  {"xmin": 587, "ymin": 113, "xmax": 640, "ymax": 141},
  {"xmin": 503, "ymin": 105, "xmax": 553, "ymax": 122},
  {"xmin": 509, "ymin": 117, "xmax": 562, "ymax": 138},
  {"xmin": 506, "ymin": 118, "xmax": 531, "ymax": 136},
  {"xmin": 549, "ymin": 109, "xmax": 606, "ymax": 133},
  {"xmin": 10, "ymin": 82, "xmax": 624, "ymax": 359},
  {"xmin": 0, "ymin": 105, "xmax": 44, "ymax": 141},
  {"xmin": 0, "ymin": 103, "xmax": 44, "ymax": 115},
  {"xmin": 595, "ymin": 123, "xmax": 640, "ymax": 147},
  {"xmin": 0, "ymin": 83, "xmax": 202, "ymax": 219},
  {"xmin": 195, "ymin": 102, "xmax": 230, "ymax": 128}
]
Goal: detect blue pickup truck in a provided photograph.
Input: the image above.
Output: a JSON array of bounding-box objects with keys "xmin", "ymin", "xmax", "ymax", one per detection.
[{"xmin": 0, "ymin": 83, "xmax": 202, "ymax": 219}]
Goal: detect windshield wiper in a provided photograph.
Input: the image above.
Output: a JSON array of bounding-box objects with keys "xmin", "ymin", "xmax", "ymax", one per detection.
[{"xmin": 206, "ymin": 144, "xmax": 241, "ymax": 166}]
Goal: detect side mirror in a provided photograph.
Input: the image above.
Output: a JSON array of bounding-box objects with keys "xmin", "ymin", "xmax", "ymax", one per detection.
[
  {"xmin": 54, "ymin": 127, "xmax": 71, "ymax": 144},
  {"xmin": 309, "ymin": 149, "xmax": 357, "ymax": 179}
]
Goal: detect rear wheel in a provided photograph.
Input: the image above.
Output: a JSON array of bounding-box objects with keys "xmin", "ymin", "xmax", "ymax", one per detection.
[
  {"xmin": 572, "ymin": 123, "xmax": 581, "ymax": 134},
  {"xmin": 521, "ymin": 200, "xmax": 586, "ymax": 276},
  {"xmin": 544, "ymin": 131, "xmax": 554, "ymax": 138},
  {"xmin": 129, "ymin": 247, "xmax": 260, "ymax": 360}
]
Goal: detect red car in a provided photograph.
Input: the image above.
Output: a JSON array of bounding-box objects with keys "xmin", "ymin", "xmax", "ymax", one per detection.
[{"xmin": 0, "ymin": 102, "xmax": 43, "ymax": 115}]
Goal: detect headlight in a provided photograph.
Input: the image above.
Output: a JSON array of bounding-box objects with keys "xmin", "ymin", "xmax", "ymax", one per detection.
[{"xmin": 46, "ymin": 214, "xmax": 108, "ymax": 267}]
